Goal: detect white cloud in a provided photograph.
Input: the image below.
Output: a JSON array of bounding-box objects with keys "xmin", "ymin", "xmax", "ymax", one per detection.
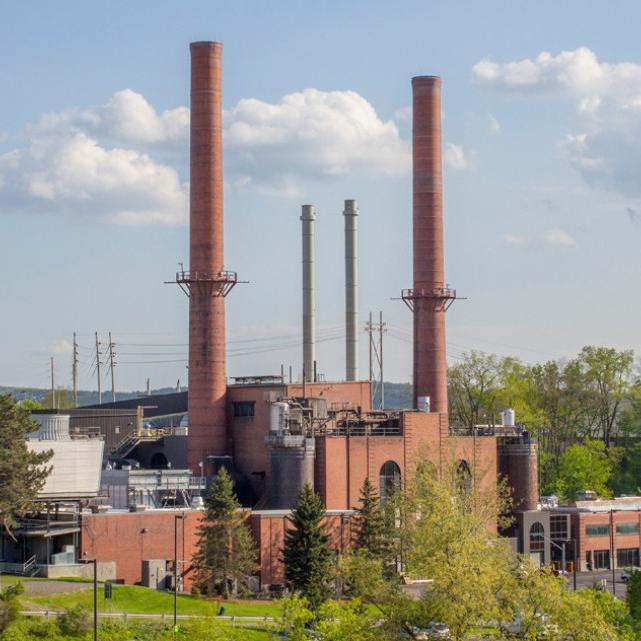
[
  {"xmin": 443, "ymin": 143, "xmax": 477, "ymax": 170},
  {"xmin": 45, "ymin": 339, "xmax": 73, "ymax": 355},
  {"xmin": 32, "ymin": 89, "xmax": 189, "ymax": 148},
  {"xmin": 501, "ymin": 233, "xmax": 528, "ymax": 246},
  {"xmin": 543, "ymin": 227, "xmax": 576, "ymax": 247},
  {"xmin": 394, "ymin": 106, "xmax": 412, "ymax": 122},
  {"xmin": 474, "ymin": 47, "xmax": 641, "ymax": 199},
  {"xmin": 224, "ymin": 88, "xmax": 410, "ymax": 192},
  {"xmin": 501, "ymin": 229, "xmax": 576, "ymax": 247},
  {"xmin": 0, "ymin": 90, "xmax": 189, "ymax": 225},
  {"xmin": 488, "ymin": 115, "xmax": 500, "ymax": 135},
  {"xmin": 0, "ymin": 131, "xmax": 188, "ymax": 225}
]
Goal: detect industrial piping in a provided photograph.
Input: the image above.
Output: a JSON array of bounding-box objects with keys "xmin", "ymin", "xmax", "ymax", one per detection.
[
  {"xmin": 301, "ymin": 205, "xmax": 316, "ymax": 383},
  {"xmin": 403, "ymin": 76, "xmax": 456, "ymax": 413},
  {"xmin": 343, "ymin": 200, "xmax": 359, "ymax": 381},
  {"xmin": 185, "ymin": 41, "xmax": 235, "ymax": 472}
]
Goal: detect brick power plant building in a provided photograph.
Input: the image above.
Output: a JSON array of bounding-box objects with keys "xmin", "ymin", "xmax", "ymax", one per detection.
[{"xmin": 5, "ymin": 41, "xmax": 547, "ymax": 589}]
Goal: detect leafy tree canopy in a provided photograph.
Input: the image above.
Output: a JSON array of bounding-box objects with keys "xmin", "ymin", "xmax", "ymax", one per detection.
[{"xmin": 0, "ymin": 395, "xmax": 52, "ymax": 536}]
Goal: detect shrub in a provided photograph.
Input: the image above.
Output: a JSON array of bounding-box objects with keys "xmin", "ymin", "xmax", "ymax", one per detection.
[{"xmin": 57, "ymin": 604, "xmax": 92, "ymax": 637}]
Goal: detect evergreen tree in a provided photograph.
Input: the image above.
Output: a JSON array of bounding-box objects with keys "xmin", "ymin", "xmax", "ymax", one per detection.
[
  {"xmin": 282, "ymin": 483, "xmax": 333, "ymax": 609},
  {"xmin": 627, "ymin": 569, "xmax": 641, "ymax": 622},
  {"xmin": 353, "ymin": 477, "xmax": 393, "ymax": 563},
  {"xmin": 193, "ymin": 467, "xmax": 257, "ymax": 598},
  {"xmin": 0, "ymin": 395, "xmax": 52, "ymax": 536}
]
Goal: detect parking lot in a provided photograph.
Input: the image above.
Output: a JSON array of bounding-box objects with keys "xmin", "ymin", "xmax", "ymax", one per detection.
[{"xmin": 573, "ymin": 569, "xmax": 628, "ymax": 598}]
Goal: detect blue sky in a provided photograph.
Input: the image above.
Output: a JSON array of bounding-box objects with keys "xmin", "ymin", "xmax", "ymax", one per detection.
[{"xmin": 2, "ymin": 0, "xmax": 641, "ymax": 391}]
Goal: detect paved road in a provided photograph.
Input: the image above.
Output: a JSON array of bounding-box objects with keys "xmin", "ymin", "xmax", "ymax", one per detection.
[
  {"xmin": 570, "ymin": 569, "xmax": 628, "ymax": 598},
  {"xmin": 21, "ymin": 611, "xmax": 274, "ymax": 625}
]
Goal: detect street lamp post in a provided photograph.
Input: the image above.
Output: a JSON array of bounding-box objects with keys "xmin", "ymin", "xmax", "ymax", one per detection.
[
  {"xmin": 173, "ymin": 513, "xmax": 184, "ymax": 639},
  {"xmin": 80, "ymin": 557, "xmax": 98, "ymax": 641}
]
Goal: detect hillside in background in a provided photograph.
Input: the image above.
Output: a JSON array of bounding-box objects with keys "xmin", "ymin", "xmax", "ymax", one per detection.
[{"xmin": 0, "ymin": 382, "xmax": 412, "ymax": 409}]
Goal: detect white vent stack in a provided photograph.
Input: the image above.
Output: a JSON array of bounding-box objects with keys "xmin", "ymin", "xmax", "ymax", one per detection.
[
  {"xmin": 30, "ymin": 414, "xmax": 72, "ymax": 441},
  {"xmin": 417, "ymin": 396, "xmax": 431, "ymax": 413},
  {"xmin": 502, "ymin": 408, "xmax": 516, "ymax": 427},
  {"xmin": 301, "ymin": 205, "xmax": 316, "ymax": 382},
  {"xmin": 344, "ymin": 199, "xmax": 359, "ymax": 381}
]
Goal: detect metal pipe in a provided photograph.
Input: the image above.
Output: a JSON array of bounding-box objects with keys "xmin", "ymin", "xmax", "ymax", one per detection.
[
  {"xmin": 301, "ymin": 205, "xmax": 316, "ymax": 383},
  {"xmin": 343, "ymin": 200, "xmax": 359, "ymax": 381}
]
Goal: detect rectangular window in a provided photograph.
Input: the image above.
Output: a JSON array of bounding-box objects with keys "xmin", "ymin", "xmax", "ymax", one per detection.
[
  {"xmin": 550, "ymin": 515, "xmax": 569, "ymax": 540},
  {"xmin": 593, "ymin": 549, "xmax": 611, "ymax": 569},
  {"xmin": 233, "ymin": 401, "xmax": 255, "ymax": 418},
  {"xmin": 617, "ymin": 548, "xmax": 640, "ymax": 568},
  {"xmin": 616, "ymin": 523, "xmax": 640, "ymax": 535},
  {"xmin": 586, "ymin": 524, "xmax": 609, "ymax": 537}
]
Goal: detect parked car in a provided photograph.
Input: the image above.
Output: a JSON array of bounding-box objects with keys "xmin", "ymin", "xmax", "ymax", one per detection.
[
  {"xmin": 407, "ymin": 623, "xmax": 451, "ymax": 639},
  {"xmin": 622, "ymin": 567, "xmax": 641, "ymax": 582}
]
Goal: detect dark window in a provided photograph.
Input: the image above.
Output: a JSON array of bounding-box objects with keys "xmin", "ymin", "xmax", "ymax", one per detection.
[
  {"xmin": 550, "ymin": 515, "xmax": 568, "ymax": 540},
  {"xmin": 456, "ymin": 460, "xmax": 472, "ymax": 495},
  {"xmin": 586, "ymin": 524, "xmax": 609, "ymax": 537},
  {"xmin": 233, "ymin": 401, "xmax": 255, "ymax": 418},
  {"xmin": 529, "ymin": 522, "xmax": 545, "ymax": 552},
  {"xmin": 379, "ymin": 461, "xmax": 401, "ymax": 502},
  {"xmin": 616, "ymin": 523, "xmax": 640, "ymax": 535},
  {"xmin": 594, "ymin": 549, "xmax": 610, "ymax": 569},
  {"xmin": 617, "ymin": 548, "xmax": 640, "ymax": 567}
]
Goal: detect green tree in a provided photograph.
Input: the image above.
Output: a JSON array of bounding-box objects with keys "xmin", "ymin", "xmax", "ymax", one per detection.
[
  {"xmin": 554, "ymin": 439, "xmax": 613, "ymax": 502},
  {"xmin": 282, "ymin": 483, "xmax": 334, "ymax": 610},
  {"xmin": 0, "ymin": 583, "xmax": 23, "ymax": 633},
  {"xmin": 193, "ymin": 467, "xmax": 257, "ymax": 598},
  {"xmin": 448, "ymin": 351, "xmax": 504, "ymax": 428},
  {"xmin": 398, "ymin": 462, "xmax": 516, "ymax": 641},
  {"xmin": 573, "ymin": 346, "xmax": 634, "ymax": 445},
  {"xmin": 353, "ymin": 477, "xmax": 393, "ymax": 563},
  {"xmin": 18, "ymin": 399, "xmax": 42, "ymax": 411},
  {"xmin": 627, "ymin": 569, "xmax": 641, "ymax": 622},
  {"xmin": 0, "ymin": 395, "xmax": 53, "ymax": 536},
  {"xmin": 41, "ymin": 388, "xmax": 76, "ymax": 410},
  {"xmin": 58, "ymin": 604, "xmax": 92, "ymax": 636}
]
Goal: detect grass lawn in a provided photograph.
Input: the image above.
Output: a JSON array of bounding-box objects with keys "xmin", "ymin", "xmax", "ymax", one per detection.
[{"xmin": 26, "ymin": 583, "xmax": 282, "ymax": 618}]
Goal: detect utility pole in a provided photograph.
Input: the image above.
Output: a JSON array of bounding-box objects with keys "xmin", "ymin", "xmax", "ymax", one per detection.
[
  {"xmin": 108, "ymin": 332, "xmax": 116, "ymax": 403},
  {"xmin": 367, "ymin": 312, "xmax": 373, "ymax": 408},
  {"xmin": 379, "ymin": 311, "xmax": 386, "ymax": 409},
  {"xmin": 146, "ymin": 378, "xmax": 150, "ymax": 396},
  {"xmin": 72, "ymin": 332, "xmax": 78, "ymax": 407},
  {"xmin": 95, "ymin": 332, "xmax": 102, "ymax": 405},
  {"xmin": 365, "ymin": 312, "xmax": 386, "ymax": 409},
  {"xmin": 50, "ymin": 357, "xmax": 56, "ymax": 409}
]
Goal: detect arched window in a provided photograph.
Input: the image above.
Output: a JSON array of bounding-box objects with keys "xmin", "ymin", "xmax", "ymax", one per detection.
[
  {"xmin": 379, "ymin": 461, "xmax": 401, "ymax": 501},
  {"xmin": 150, "ymin": 452, "xmax": 169, "ymax": 469},
  {"xmin": 456, "ymin": 460, "xmax": 472, "ymax": 495},
  {"xmin": 529, "ymin": 522, "xmax": 545, "ymax": 552}
]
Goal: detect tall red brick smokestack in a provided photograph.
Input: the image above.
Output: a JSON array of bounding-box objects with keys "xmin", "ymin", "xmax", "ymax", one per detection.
[
  {"xmin": 403, "ymin": 76, "xmax": 456, "ymax": 414},
  {"xmin": 184, "ymin": 41, "xmax": 236, "ymax": 473}
]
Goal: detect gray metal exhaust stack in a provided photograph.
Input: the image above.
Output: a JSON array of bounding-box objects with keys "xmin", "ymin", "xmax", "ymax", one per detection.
[
  {"xmin": 301, "ymin": 205, "xmax": 316, "ymax": 382},
  {"xmin": 344, "ymin": 200, "xmax": 359, "ymax": 381}
]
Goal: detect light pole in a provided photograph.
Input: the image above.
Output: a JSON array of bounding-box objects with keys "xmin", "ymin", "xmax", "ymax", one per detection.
[
  {"xmin": 173, "ymin": 513, "xmax": 184, "ymax": 639},
  {"xmin": 80, "ymin": 557, "xmax": 98, "ymax": 641}
]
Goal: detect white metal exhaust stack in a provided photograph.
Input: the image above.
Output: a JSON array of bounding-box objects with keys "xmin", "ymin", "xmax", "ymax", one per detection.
[
  {"xmin": 343, "ymin": 199, "xmax": 359, "ymax": 381},
  {"xmin": 301, "ymin": 205, "xmax": 316, "ymax": 382}
]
